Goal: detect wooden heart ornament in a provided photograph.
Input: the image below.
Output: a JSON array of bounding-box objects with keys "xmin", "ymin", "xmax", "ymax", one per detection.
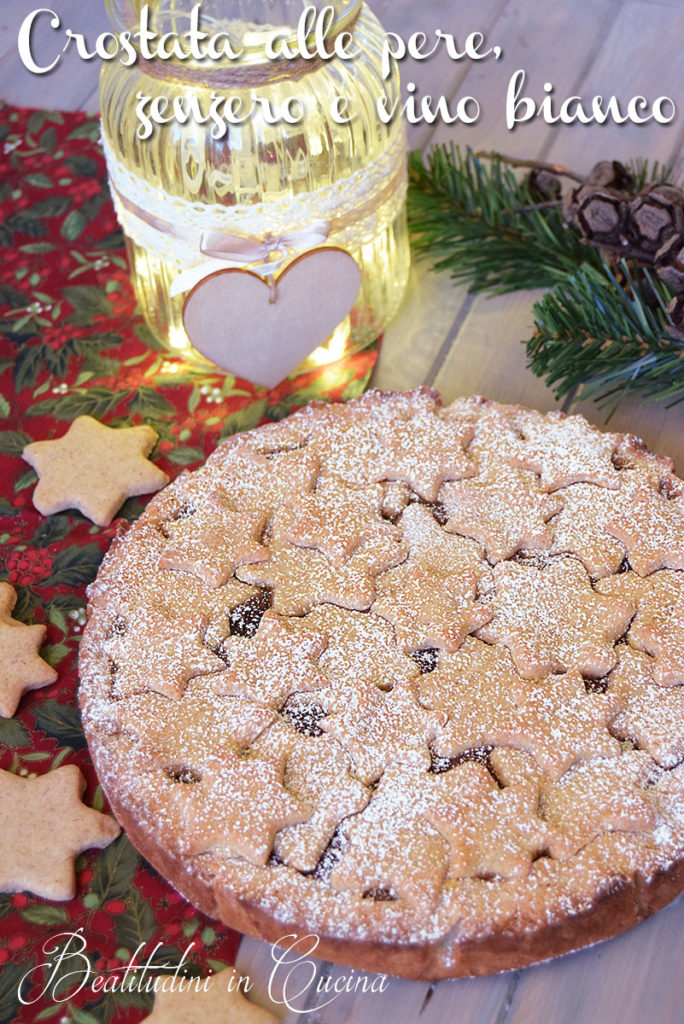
[{"xmin": 182, "ymin": 247, "xmax": 362, "ymax": 388}]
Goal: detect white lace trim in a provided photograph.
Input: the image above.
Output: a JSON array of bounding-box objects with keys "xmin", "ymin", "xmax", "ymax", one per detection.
[{"xmin": 102, "ymin": 129, "xmax": 407, "ymax": 292}]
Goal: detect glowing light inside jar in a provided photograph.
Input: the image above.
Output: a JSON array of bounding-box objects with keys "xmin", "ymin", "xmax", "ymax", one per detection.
[{"xmin": 303, "ymin": 317, "xmax": 351, "ymax": 368}]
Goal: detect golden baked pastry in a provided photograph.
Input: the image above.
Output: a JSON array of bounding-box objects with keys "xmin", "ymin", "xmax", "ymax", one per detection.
[{"xmin": 79, "ymin": 389, "xmax": 684, "ymax": 979}]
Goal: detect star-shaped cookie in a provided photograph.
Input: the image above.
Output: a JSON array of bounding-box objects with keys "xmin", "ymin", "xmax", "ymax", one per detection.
[
  {"xmin": 441, "ymin": 464, "xmax": 562, "ymax": 562},
  {"xmin": 329, "ymin": 763, "xmax": 450, "ymax": 913},
  {"xmin": 627, "ymin": 590, "xmax": 684, "ymax": 686},
  {"xmin": 608, "ymin": 648, "xmax": 684, "ymax": 768},
  {"xmin": 0, "ymin": 582, "xmax": 57, "ymax": 717},
  {"xmin": 606, "ymin": 487, "xmax": 684, "ymax": 575},
  {"xmin": 321, "ymin": 678, "xmax": 445, "ymax": 785},
  {"xmin": 0, "ymin": 766, "xmax": 120, "ymax": 900},
  {"xmin": 291, "ymin": 604, "xmax": 419, "ymax": 696},
  {"xmin": 104, "ymin": 609, "xmax": 225, "ymax": 700},
  {"xmin": 212, "ymin": 611, "xmax": 328, "ymax": 710},
  {"xmin": 509, "ymin": 412, "xmax": 621, "ymax": 491},
  {"xmin": 22, "ymin": 416, "xmax": 169, "ymax": 526},
  {"xmin": 141, "ymin": 969, "xmax": 279, "ymax": 1024},
  {"xmin": 544, "ymin": 752, "xmax": 657, "ymax": 858},
  {"xmin": 272, "ymin": 478, "xmax": 400, "ymax": 566},
  {"xmin": 374, "ymin": 411, "xmax": 474, "ymax": 502},
  {"xmin": 237, "ymin": 535, "xmax": 406, "ymax": 616},
  {"xmin": 169, "ymin": 750, "xmax": 310, "ymax": 863},
  {"xmin": 253, "ymin": 722, "xmax": 370, "ymax": 872},
  {"xmin": 418, "ymin": 638, "xmax": 520, "ymax": 755},
  {"xmin": 495, "ymin": 671, "xmax": 621, "ymax": 779},
  {"xmin": 425, "ymin": 761, "xmax": 552, "ymax": 880},
  {"xmin": 373, "ymin": 562, "xmax": 492, "ymax": 653},
  {"xmin": 480, "ymin": 557, "xmax": 634, "ymax": 678},
  {"xmin": 159, "ymin": 491, "xmax": 268, "ymax": 588}
]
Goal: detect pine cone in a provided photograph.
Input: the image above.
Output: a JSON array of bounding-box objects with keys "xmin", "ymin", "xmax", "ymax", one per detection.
[
  {"xmin": 585, "ymin": 160, "xmax": 633, "ymax": 191},
  {"xmin": 665, "ymin": 296, "xmax": 684, "ymax": 341},
  {"xmin": 565, "ymin": 183, "xmax": 628, "ymax": 245},
  {"xmin": 655, "ymin": 235, "xmax": 684, "ymax": 294},
  {"xmin": 525, "ymin": 168, "xmax": 562, "ymax": 201},
  {"xmin": 666, "ymin": 295, "xmax": 684, "ymax": 327},
  {"xmin": 628, "ymin": 184, "xmax": 684, "ymax": 254}
]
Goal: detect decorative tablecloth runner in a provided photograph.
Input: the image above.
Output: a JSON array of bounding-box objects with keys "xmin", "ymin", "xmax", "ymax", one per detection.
[{"xmin": 0, "ymin": 101, "xmax": 379, "ymax": 1024}]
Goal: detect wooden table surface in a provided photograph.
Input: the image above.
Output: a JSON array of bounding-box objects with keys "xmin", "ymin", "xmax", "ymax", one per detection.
[{"xmin": 2, "ymin": 2, "xmax": 683, "ymax": 1022}]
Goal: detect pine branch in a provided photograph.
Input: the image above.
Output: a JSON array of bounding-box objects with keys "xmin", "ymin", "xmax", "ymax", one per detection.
[
  {"xmin": 527, "ymin": 261, "xmax": 684, "ymax": 405},
  {"xmin": 625, "ymin": 157, "xmax": 677, "ymax": 192},
  {"xmin": 407, "ymin": 145, "xmax": 601, "ymax": 294},
  {"xmin": 408, "ymin": 144, "xmax": 684, "ymax": 407}
]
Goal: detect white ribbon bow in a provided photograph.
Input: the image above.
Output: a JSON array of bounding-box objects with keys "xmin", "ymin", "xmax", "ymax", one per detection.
[{"xmin": 169, "ymin": 220, "xmax": 331, "ymax": 297}]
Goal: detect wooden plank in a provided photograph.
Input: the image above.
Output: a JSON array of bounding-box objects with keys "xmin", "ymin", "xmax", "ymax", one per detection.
[
  {"xmin": 372, "ymin": 263, "xmax": 471, "ymax": 392},
  {"xmin": 566, "ymin": 391, "xmax": 684, "ymax": 476},
  {"xmin": 506, "ymin": 896, "xmax": 684, "ymax": 1024},
  {"xmin": 235, "ymin": 934, "xmax": 515, "ymax": 1024},
  {"xmin": 427, "ymin": 0, "xmax": 620, "ymax": 157},
  {"xmin": 372, "ymin": 0, "xmax": 508, "ymax": 151},
  {"xmin": 544, "ymin": 0, "xmax": 684, "ymax": 171},
  {"xmin": 0, "ymin": 1, "xmax": 40, "ymax": 60},
  {"xmin": 432, "ymin": 289, "xmax": 563, "ymax": 411},
  {"xmin": 0, "ymin": 0, "xmax": 106, "ymax": 112}
]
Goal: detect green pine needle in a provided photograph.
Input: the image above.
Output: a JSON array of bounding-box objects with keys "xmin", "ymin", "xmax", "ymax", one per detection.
[
  {"xmin": 529, "ymin": 261, "xmax": 684, "ymax": 406},
  {"xmin": 408, "ymin": 145, "xmax": 601, "ymax": 294},
  {"xmin": 407, "ymin": 145, "xmax": 684, "ymax": 406}
]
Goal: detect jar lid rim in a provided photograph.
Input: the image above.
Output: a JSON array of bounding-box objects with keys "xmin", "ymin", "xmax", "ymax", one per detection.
[{"xmin": 106, "ymin": 0, "xmax": 363, "ymax": 68}]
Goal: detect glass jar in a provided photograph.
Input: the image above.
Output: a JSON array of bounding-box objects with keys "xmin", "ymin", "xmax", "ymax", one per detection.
[{"xmin": 100, "ymin": 0, "xmax": 410, "ymax": 382}]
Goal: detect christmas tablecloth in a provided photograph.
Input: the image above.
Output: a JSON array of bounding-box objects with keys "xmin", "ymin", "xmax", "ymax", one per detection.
[{"xmin": 0, "ymin": 101, "xmax": 379, "ymax": 1024}]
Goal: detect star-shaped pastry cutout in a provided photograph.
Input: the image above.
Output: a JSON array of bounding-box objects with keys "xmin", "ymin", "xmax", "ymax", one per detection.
[
  {"xmin": 509, "ymin": 412, "xmax": 621, "ymax": 492},
  {"xmin": 606, "ymin": 487, "xmax": 684, "ymax": 575},
  {"xmin": 86, "ymin": 499, "xmax": 259, "ymax": 647},
  {"xmin": 113, "ymin": 678, "xmax": 276, "ymax": 766},
  {"xmin": 456, "ymin": 400, "xmax": 523, "ymax": 472},
  {"xmin": 608, "ymin": 648, "xmax": 684, "ymax": 768},
  {"xmin": 204, "ymin": 445, "xmax": 320, "ymax": 515},
  {"xmin": 441, "ymin": 464, "xmax": 562, "ymax": 562},
  {"xmin": 480, "ymin": 557, "xmax": 634, "ymax": 678},
  {"xmin": 0, "ymin": 582, "xmax": 57, "ymax": 717},
  {"xmin": 321, "ymin": 679, "xmax": 445, "ymax": 784},
  {"xmin": 291, "ymin": 604, "xmax": 419, "ymax": 695},
  {"xmin": 425, "ymin": 761, "xmax": 552, "ymax": 880},
  {"xmin": 629, "ymin": 590, "xmax": 684, "ymax": 686},
  {"xmin": 494, "ymin": 671, "xmax": 621, "ymax": 779},
  {"xmin": 141, "ymin": 969, "xmax": 279, "ymax": 1024},
  {"xmin": 544, "ymin": 752, "xmax": 657, "ymax": 859},
  {"xmin": 168, "ymin": 750, "xmax": 310, "ymax": 863},
  {"xmin": 22, "ymin": 416, "xmax": 169, "ymax": 526},
  {"xmin": 0, "ymin": 766, "xmax": 120, "ymax": 900},
  {"xmin": 374, "ymin": 411, "xmax": 474, "ymax": 502},
  {"xmin": 104, "ymin": 608, "xmax": 225, "ymax": 700},
  {"xmin": 547, "ymin": 482, "xmax": 631, "ymax": 579},
  {"xmin": 398, "ymin": 503, "xmax": 489, "ymax": 583},
  {"xmin": 272, "ymin": 479, "xmax": 400, "ymax": 566},
  {"xmin": 419, "ymin": 638, "xmax": 521, "ymax": 755},
  {"xmin": 596, "ymin": 569, "xmax": 683, "ymax": 655},
  {"xmin": 329, "ymin": 763, "xmax": 450, "ymax": 913},
  {"xmin": 373, "ymin": 563, "xmax": 492, "ymax": 653},
  {"xmin": 212, "ymin": 611, "xmax": 328, "ymax": 710},
  {"xmin": 237, "ymin": 535, "xmax": 406, "ymax": 616},
  {"xmin": 254, "ymin": 722, "xmax": 370, "ymax": 872},
  {"xmin": 158, "ymin": 491, "xmax": 268, "ymax": 588}
]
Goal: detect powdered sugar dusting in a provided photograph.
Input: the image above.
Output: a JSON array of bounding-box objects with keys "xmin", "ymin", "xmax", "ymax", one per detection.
[{"xmin": 78, "ymin": 389, "xmax": 684, "ymax": 973}]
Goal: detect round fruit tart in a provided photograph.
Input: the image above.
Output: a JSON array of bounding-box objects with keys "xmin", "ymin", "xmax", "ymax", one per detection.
[{"xmin": 79, "ymin": 389, "xmax": 684, "ymax": 979}]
